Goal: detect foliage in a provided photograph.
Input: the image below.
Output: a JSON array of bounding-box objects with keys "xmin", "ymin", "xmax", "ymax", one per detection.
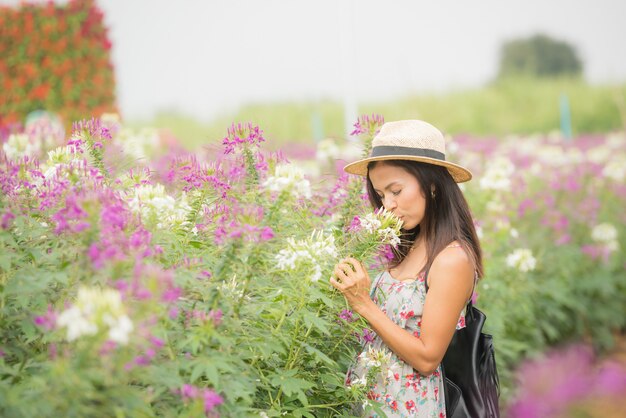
[
  {"xmin": 0, "ymin": 0, "xmax": 116, "ymax": 129},
  {"xmin": 497, "ymin": 33, "xmax": 583, "ymax": 79},
  {"xmin": 136, "ymin": 80, "xmax": 626, "ymax": 149},
  {"xmin": 1, "ymin": 113, "xmax": 626, "ymax": 416},
  {"xmin": 0, "ymin": 115, "xmax": 389, "ymax": 417},
  {"xmin": 450, "ymin": 131, "xmax": 626, "ymax": 402}
]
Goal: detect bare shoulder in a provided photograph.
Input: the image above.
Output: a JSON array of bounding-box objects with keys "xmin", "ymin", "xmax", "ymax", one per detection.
[
  {"xmin": 435, "ymin": 241, "xmax": 472, "ymax": 269},
  {"xmin": 427, "ymin": 242, "xmax": 474, "ymax": 289}
]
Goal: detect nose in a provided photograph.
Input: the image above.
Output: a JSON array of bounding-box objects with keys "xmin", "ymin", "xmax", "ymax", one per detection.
[{"xmin": 383, "ymin": 195, "xmax": 397, "ymax": 212}]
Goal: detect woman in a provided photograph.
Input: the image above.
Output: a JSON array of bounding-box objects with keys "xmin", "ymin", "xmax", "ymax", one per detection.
[{"xmin": 330, "ymin": 120, "xmax": 482, "ymax": 417}]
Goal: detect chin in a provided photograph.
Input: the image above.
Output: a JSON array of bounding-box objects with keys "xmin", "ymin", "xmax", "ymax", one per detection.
[{"xmin": 402, "ymin": 221, "xmax": 418, "ymax": 231}]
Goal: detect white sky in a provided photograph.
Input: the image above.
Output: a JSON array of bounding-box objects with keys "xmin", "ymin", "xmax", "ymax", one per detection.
[{"xmin": 5, "ymin": 0, "xmax": 626, "ymax": 121}]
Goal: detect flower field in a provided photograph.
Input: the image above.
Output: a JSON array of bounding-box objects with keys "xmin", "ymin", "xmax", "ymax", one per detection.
[{"xmin": 1, "ymin": 113, "xmax": 625, "ymax": 417}]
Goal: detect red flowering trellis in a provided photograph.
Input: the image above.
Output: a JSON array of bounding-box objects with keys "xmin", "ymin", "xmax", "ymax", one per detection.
[{"xmin": 0, "ymin": 0, "xmax": 116, "ymax": 129}]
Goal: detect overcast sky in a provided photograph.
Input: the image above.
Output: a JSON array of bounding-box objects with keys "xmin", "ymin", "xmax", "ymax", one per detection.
[{"xmin": 5, "ymin": 0, "xmax": 626, "ymax": 121}]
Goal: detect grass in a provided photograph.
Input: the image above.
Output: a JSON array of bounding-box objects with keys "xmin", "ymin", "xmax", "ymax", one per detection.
[{"xmin": 127, "ymin": 78, "xmax": 626, "ymax": 151}]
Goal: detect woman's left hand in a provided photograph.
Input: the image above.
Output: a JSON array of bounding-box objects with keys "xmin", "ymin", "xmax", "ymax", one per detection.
[{"xmin": 330, "ymin": 257, "xmax": 372, "ymax": 314}]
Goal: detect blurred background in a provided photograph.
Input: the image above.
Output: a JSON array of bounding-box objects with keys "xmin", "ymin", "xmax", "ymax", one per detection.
[
  {"xmin": 2, "ymin": 1, "xmax": 626, "ymax": 416},
  {"xmin": 2, "ymin": 0, "xmax": 626, "ymax": 148}
]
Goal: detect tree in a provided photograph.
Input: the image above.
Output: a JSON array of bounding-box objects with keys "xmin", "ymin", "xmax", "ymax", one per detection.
[{"xmin": 497, "ymin": 34, "xmax": 583, "ymax": 79}]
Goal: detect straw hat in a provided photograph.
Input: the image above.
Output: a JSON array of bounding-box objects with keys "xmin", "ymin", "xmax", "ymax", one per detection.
[{"xmin": 343, "ymin": 119, "xmax": 472, "ymax": 182}]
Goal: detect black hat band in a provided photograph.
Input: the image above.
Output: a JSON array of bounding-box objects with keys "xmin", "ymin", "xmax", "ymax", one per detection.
[{"xmin": 370, "ymin": 145, "xmax": 446, "ymax": 161}]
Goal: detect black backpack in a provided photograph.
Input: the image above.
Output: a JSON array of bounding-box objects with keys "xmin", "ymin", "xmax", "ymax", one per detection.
[{"xmin": 426, "ymin": 279, "xmax": 500, "ymax": 417}]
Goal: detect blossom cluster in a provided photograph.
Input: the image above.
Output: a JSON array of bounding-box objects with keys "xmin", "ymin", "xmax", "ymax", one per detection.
[
  {"xmin": 275, "ymin": 230, "xmax": 338, "ymax": 282},
  {"xmin": 506, "ymin": 248, "xmax": 537, "ymax": 273},
  {"xmin": 348, "ymin": 208, "xmax": 404, "ymax": 250},
  {"xmin": 263, "ymin": 163, "xmax": 312, "ymax": 199},
  {"xmin": 127, "ymin": 183, "xmax": 192, "ymax": 229},
  {"xmin": 222, "ymin": 122, "xmax": 265, "ymax": 154},
  {"xmin": 350, "ymin": 114, "xmax": 385, "ymax": 137},
  {"xmin": 177, "ymin": 384, "xmax": 224, "ymax": 416},
  {"xmin": 56, "ymin": 286, "xmax": 134, "ymax": 345}
]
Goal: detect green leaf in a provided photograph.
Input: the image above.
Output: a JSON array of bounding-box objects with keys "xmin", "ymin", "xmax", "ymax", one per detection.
[
  {"xmin": 302, "ymin": 311, "xmax": 330, "ymax": 335},
  {"xmin": 0, "ymin": 251, "xmax": 11, "ymax": 272},
  {"xmin": 303, "ymin": 343, "xmax": 335, "ymax": 366},
  {"xmin": 279, "ymin": 377, "xmax": 314, "ymax": 397}
]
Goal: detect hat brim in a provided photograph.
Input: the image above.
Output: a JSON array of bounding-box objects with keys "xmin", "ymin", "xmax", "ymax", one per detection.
[{"xmin": 344, "ymin": 155, "xmax": 472, "ymax": 183}]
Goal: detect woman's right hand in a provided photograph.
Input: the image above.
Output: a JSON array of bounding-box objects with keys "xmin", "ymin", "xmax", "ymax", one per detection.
[{"xmin": 330, "ymin": 257, "xmax": 373, "ymax": 314}]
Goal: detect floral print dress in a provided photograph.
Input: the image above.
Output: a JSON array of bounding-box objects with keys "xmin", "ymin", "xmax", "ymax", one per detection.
[{"xmin": 345, "ymin": 270, "xmax": 467, "ymax": 418}]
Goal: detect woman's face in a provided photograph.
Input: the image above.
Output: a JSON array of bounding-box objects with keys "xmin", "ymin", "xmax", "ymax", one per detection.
[{"xmin": 368, "ymin": 162, "xmax": 426, "ymax": 230}]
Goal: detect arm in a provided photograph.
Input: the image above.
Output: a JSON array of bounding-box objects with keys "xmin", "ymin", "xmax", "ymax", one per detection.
[{"xmin": 331, "ymin": 250, "xmax": 474, "ymax": 375}]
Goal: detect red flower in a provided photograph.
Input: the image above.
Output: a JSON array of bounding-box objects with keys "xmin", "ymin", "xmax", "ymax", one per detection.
[
  {"xmin": 31, "ymin": 83, "xmax": 51, "ymax": 101},
  {"xmin": 405, "ymin": 400, "xmax": 416, "ymax": 413}
]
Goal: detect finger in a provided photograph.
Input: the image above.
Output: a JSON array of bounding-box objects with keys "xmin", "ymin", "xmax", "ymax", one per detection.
[
  {"xmin": 345, "ymin": 257, "xmax": 364, "ymax": 274},
  {"xmin": 334, "ymin": 265, "xmax": 351, "ymax": 281},
  {"xmin": 329, "ymin": 276, "xmax": 345, "ymax": 291}
]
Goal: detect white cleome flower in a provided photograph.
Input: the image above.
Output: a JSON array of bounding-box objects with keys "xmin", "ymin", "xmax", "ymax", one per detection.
[
  {"xmin": 57, "ymin": 306, "xmax": 98, "ymax": 341},
  {"xmin": 2, "ymin": 133, "xmax": 41, "ymax": 160},
  {"xmin": 591, "ymin": 223, "xmax": 618, "ymax": 243},
  {"xmin": 315, "ymin": 138, "xmax": 341, "ymax": 162},
  {"xmin": 360, "ymin": 213, "xmax": 382, "ymax": 233},
  {"xmin": 479, "ymin": 157, "xmax": 515, "ymax": 191},
  {"xmin": 57, "ymin": 287, "xmax": 133, "ymax": 344},
  {"xmin": 42, "ymin": 145, "xmax": 85, "ymax": 179},
  {"xmin": 263, "ymin": 164, "xmax": 312, "ymax": 199},
  {"xmin": 506, "ymin": 248, "xmax": 537, "ymax": 272},
  {"xmin": 275, "ymin": 231, "xmax": 337, "ymax": 281},
  {"xmin": 128, "ymin": 183, "xmax": 191, "ymax": 228},
  {"xmin": 591, "ymin": 223, "xmax": 619, "ymax": 252},
  {"xmin": 356, "ymin": 208, "xmax": 403, "ymax": 248},
  {"xmin": 107, "ymin": 315, "xmax": 134, "ymax": 345},
  {"xmin": 602, "ymin": 158, "xmax": 626, "ymax": 182},
  {"xmin": 114, "ymin": 127, "xmax": 160, "ymax": 160}
]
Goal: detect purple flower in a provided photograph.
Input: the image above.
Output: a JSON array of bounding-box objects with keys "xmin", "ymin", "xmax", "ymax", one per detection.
[
  {"xmin": 350, "ymin": 114, "xmax": 385, "ymax": 137},
  {"xmin": 130, "ymin": 228, "xmax": 152, "ymax": 249},
  {"xmin": 72, "ymin": 117, "xmax": 112, "ymax": 142},
  {"xmin": 1, "ymin": 211, "xmax": 15, "ymax": 230},
  {"xmin": 181, "ymin": 384, "xmax": 199, "ymax": 399},
  {"xmin": 202, "ymin": 389, "xmax": 224, "ymax": 413},
  {"xmin": 381, "ymin": 244, "xmax": 395, "ymax": 261},
  {"xmin": 34, "ymin": 306, "xmax": 57, "ymax": 331},
  {"xmin": 517, "ymin": 198, "xmax": 535, "ymax": 218},
  {"xmin": 162, "ymin": 287, "xmax": 182, "ymax": 303},
  {"xmin": 99, "ymin": 340, "xmax": 117, "ymax": 356},
  {"xmin": 595, "ymin": 362, "xmax": 626, "ymax": 395},
  {"xmin": 101, "ymin": 200, "xmax": 128, "ymax": 231},
  {"xmin": 51, "ymin": 193, "xmax": 90, "ymax": 234},
  {"xmin": 222, "ymin": 122, "xmax": 265, "ymax": 154},
  {"xmin": 208, "ymin": 309, "xmax": 223, "ymax": 327},
  {"xmin": 150, "ymin": 336, "xmax": 165, "ymax": 349},
  {"xmin": 347, "ymin": 216, "xmax": 361, "ymax": 232},
  {"xmin": 339, "ymin": 309, "xmax": 356, "ymax": 323},
  {"xmin": 508, "ymin": 344, "xmax": 594, "ymax": 418},
  {"xmin": 259, "ymin": 226, "xmax": 274, "ymax": 241},
  {"xmin": 361, "ymin": 328, "xmax": 376, "ymax": 344},
  {"xmin": 178, "ymin": 384, "xmax": 223, "ymax": 415}
]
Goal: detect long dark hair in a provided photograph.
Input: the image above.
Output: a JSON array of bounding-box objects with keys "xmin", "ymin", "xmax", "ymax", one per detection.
[{"xmin": 366, "ymin": 160, "xmax": 483, "ymax": 279}]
